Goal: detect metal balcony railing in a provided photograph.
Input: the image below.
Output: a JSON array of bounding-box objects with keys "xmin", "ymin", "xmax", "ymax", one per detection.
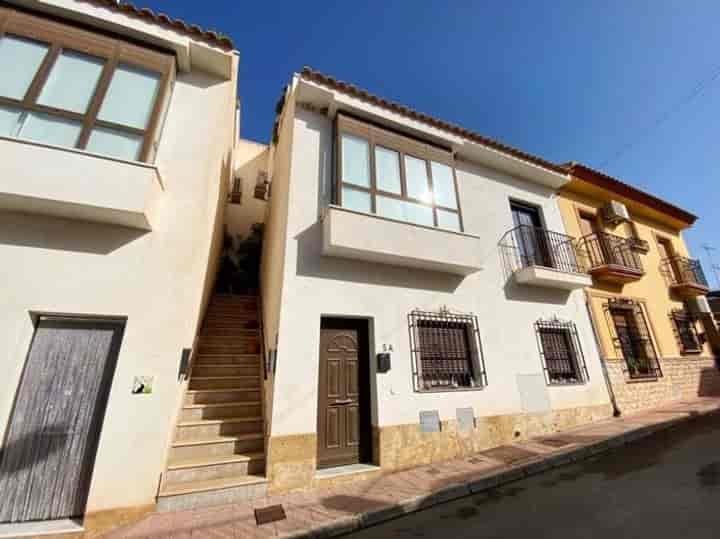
[
  {"xmin": 499, "ymin": 225, "xmax": 584, "ymax": 276},
  {"xmin": 661, "ymin": 256, "xmax": 708, "ymax": 289},
  {"xmin": 579, "ymin": 232, "xmax": 643, "ymax": 273}
]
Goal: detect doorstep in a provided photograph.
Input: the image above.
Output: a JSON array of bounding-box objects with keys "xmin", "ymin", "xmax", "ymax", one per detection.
[
  {"xmin": 0, "ymin": 519, "xmax": 83, "ymax": 538},
  {"xmin": 108, "ymin": 397, "xmax": 720, "ymax": 539}
]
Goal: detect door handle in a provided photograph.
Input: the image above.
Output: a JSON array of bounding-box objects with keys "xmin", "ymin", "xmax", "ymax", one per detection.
[{"xmin": 333, "ymin": 398, "xmax": 354, "ymax": 405}]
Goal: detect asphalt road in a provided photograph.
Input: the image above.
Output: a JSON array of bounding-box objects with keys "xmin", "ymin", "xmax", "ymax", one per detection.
[{"xmin": 346, "ymin": 413, "xmax": 720, "ymax": 539}]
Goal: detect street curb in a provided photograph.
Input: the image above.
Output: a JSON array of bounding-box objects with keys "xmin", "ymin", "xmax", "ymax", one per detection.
[{"xmin": 277, "ymin": 405, "xmax": 720, "ymax": 539}]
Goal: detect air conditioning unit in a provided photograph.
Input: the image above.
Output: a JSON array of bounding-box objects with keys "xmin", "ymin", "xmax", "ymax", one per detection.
[{"xmin": 602, "ymin": 200, "xmax": 630, "ymax": 224}]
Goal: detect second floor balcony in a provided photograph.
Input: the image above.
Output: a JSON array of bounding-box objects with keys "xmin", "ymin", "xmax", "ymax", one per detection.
[
  {"xmin": 661, "ymin": 256, "xmax": 710, "ymax": 298},
  {"xmin": 500, "ymin": 225, "xmax": 592, "ymax": 290},
  {"xmin": 579, "ymin": 232, "xmax": 644, "ymax": 285}
]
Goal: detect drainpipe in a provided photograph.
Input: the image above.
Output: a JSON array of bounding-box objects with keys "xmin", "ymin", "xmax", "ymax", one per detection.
[{"xmin": 584, "ymin": 291, "xmax": 622, "ymax": 417}]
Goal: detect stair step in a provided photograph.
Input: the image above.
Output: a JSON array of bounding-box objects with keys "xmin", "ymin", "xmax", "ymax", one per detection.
[
  {"xmin": 192, "ymin": 364, "xmax": 258, "ymax": 377},
  {"xmin": 200, "ymin": 332, "xmax": 259, "ymax": 340},
  {"xmin": 194, "ymin": 353, "xmax": 260, "ymax": 365},
  {"xmin": 176, "ymin": 417, "xmax": 263, "ymax": 440},
  {"xmin": 201, "ymin": 325, "xmax": 259, "ymax": 335},
  {"xmin": 211, "ymin": 294, "xmax": 258, "ymax": 303},
  {"xmin": 168, "ymin": 451, "xmax": 265, "ymax": 470},
  {"xmin": 169, "ymin": 434, "xmax": 264, "ymax": 460},
  {"xmin": 161, "ymin": 474, "xmax": 266, "ymax": 496},
  {"xmin": 199, "ymin": 344, "xmax": 260, "ymax": 355},
  {"xmin": 189, "ymin": 376, "xmax": 260, "ymax": 391},
  {"xmin": 164, "ymin": 453, "xmax": 266, "ymax": 485},
  {"xmin": 181, "ymin": 402, "xmax": 261, "ymax": 422},
  {"xmin": 184, "ymin": 388, "xmax": 260, "ymax": 405}
]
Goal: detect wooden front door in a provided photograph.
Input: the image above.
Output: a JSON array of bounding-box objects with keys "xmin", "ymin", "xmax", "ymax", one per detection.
[
  {"xmin": 317, "ymin": 319, "xmax": 370, "ymax": 469},
  {"xmin": 0, "ymin": 318, "xmax": 124, "ymax": 523}
]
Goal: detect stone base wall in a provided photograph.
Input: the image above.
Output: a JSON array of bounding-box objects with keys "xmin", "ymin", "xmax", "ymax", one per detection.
[
  {"xmin": 606, "ymin": 356, "xmax": 720, "ymax": 414},
  {"xmin": 266, "ymin": 402, "xmax": 612, "ymax": 495}
]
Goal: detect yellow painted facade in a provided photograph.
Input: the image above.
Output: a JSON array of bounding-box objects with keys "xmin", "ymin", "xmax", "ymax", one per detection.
[{"xmin": 558, "ymin": 168, "xmax": 718, "ymax": 412}]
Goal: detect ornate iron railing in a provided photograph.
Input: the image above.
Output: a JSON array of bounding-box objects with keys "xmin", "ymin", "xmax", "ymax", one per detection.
[
  {"xmin": 661, "ymin": 256, "xmax": 708, "ymax": 289},
  {"xmin": 579, "ymin": 232, "xmax": 643, "ymax": 273},
  {"xmin": 499, "ymin": 225, "xmax": 584, "ymax": 277},
  {"xmin": 408, "ymin": 310, "xmax": 487, "ymax": 392}
]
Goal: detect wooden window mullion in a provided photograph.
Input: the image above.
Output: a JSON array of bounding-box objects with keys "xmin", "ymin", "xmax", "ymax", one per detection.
[
  {"xmin": 368, "ymin": 136, "xmax": 377, "ymax": 215},
  {"xmin": 426, "ymin": 158, "xmax": 438, "ymax": 227},
  {"xmin": 23, "ymin": 43, "xmax": 61, "ymax": 106},
  {"xmin": 138, "ymin": 60, "xmax": 172, "ymax": 162},
  {"xmin": 451, "ymin": 166, "xmax": 465, "ymax": 232},
  {"xmin": 77, "ymin": 50, "xmax": 119, "ymax": 150}
]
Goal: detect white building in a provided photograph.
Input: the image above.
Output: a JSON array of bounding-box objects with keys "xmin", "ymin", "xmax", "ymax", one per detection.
[
  {"xmin": 0, "ymin": 0, "xmax": 238, "ymax": 534},
  {"xmin": 258, "ymin": 69, "xmax": 613, "ymax": 494}
]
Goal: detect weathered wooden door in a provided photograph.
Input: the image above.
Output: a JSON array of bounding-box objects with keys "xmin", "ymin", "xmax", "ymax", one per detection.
[
  {"xmin": 317, "ymin": 319, "xmax": 369, "ymax": 469},
  {"xmin": 0, "ymin": 318, "xmax": 124, "ymax": 523}
]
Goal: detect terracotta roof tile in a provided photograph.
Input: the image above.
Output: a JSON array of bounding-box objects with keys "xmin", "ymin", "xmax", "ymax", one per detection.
[
  {"xmin": 81, "ymin": 0, "xmax": 234, "ymax": 49},
  {"xmin": 300, "ymin": 67, "xmax": 567, "ymax": 175},
  {"xmin": 564, "ymin": 162, "xmax": 697, "ymax": 226}
]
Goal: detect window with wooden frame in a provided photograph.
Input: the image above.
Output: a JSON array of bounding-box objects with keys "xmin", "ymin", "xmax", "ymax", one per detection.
[
  {"xmin": 336, "ymin": 114, "xmax": 464, "ymax": 232},
  {"xmin": 535, "ymin": 319, "xmax": 588, "ymax": 385},
  {"xmin": 408, "ymin": 310, "xmax": 487, "ymax": 392},
  {"xmin": 0, "ymin": 7, "xmax": 174, "ymax": 162},
  {"xmin": 670, "ymin": 310, "xmax": 702, "ymax": 354}
]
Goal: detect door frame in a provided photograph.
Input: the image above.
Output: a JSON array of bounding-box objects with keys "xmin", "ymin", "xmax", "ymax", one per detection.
[
  {"xmin": 316, "ymin": 317, "xmax": 373, "ymax": 469},
  {"xmin": 1, "ymin": 314, "xmax": 126, "ymax": 524}
]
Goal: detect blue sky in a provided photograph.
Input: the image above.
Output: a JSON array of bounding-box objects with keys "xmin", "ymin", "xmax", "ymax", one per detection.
[{"xmin": 143, "ymin": 0, "xmax": 720, "ymax": 284}]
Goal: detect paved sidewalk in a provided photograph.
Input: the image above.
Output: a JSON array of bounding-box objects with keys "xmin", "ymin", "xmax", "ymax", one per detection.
[{"xmin": 107, "ymin": 397, "xmax": 720, "ymax": 539}]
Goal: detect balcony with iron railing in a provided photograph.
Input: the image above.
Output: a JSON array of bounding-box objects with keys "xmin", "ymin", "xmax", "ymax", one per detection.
[
  {"xmin": 578, "ymin": 232, "xmax": 644, "ymax": 285},
  {"xmin": 499, "ymin": 225, "xmax": 592, "ymax": 290},
  {"xmin": 661, "ymin": 256, "xmax": 710, "ymax": 298}
]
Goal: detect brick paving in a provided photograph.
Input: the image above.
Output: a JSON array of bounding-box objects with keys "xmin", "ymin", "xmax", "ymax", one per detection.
[{"xmin": 106, "ymin": 397, "xmax": 720, "ymax": 539}]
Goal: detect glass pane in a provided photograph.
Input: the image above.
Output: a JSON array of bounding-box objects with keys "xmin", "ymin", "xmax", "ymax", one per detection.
[
  {"xmin": 341, "ymin": 134, "xmax": 370, "ymax": 187},
  {"xmin": 0, "ymin": 105, "xmax": 22, "ymax": 137},
  {"xmin": 377, "ymin": 196, "xmax": 434, "ymax": 227},
  {"xmin": 404, "ymin": 155, "xmax": 431, "ymax": 203},
  {"xmin": 341, "ymin": 186, "xmax": 371, "ymax": 213},
  {"xmin": 431, "ymin": 162, "xmax": 458, "ymax": 209},
  {"xmin": 20, "ymin": 112, "xmax": 82, "ymax": 147},
  {"xmin": 437, "ymin": 209, "xmax": 461, "ymax": 231},
  {"xmin": 99, "ymin": 64, "xmax": 160, "ymax": 129},
  {"xmin": 38, "ymin": 50, "xmax": 104, "ymax": 113},
  {"xmin": 0, "ymin": 35, "xmax": 49, "ymax": 100},
  {"xmin": 375, "ymin": 146, "xmax": 401, "ymax": 194},
  {"xmin": 87, "ymin": 127, "xmax": 144, "ymax": 161}
]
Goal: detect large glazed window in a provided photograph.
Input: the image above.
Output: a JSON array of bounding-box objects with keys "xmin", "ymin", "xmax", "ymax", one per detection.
[
  {"xmin": 0, "ymin": 7, "xmax": 174, "ymax": 162},
  {"xmin": 336, "ymin": 114, "xmax": 463, "ymax": 231},
  {"xmin": 408, "ymin": 310, "xmax": 487, "ymax": 392}
]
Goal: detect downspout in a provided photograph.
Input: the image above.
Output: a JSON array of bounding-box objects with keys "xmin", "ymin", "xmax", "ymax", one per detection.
[{"xmin": 585, "ymin": 290, "xmax": 621, "ymax": 417}]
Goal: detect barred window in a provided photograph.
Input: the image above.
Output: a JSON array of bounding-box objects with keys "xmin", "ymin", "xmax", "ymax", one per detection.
[
  {"xmin": 671, "ymin": 310, "xmax": 702, "ymax": 354},
  {"xmin": 535, "ymin": 320, "xmax": 588, "ymax": 384},
  {"xmin": 608, "ymin": 299, "xmax": 662, "ymax": 379},
  {"xmin": 408, "ymin": 310, "xmax": 486, "ymax": 392}
]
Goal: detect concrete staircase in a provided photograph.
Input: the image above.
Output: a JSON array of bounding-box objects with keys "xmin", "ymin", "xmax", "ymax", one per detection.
[{"xmin": 157, "ymin": 294, "xmax": 267, "ymax": 512}]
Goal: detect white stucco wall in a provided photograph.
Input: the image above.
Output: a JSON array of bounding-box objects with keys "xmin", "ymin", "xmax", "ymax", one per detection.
[
  {"xmin": 225, "ymin": 139, "xmax": 268, "ymax": 239},
  {"xmin": 0, "ymin": 53, "xmax": 239, "ymax": 513},
  {"xmin": 268, "ymin": 101, "xmax": 610, "ymax": 439}
]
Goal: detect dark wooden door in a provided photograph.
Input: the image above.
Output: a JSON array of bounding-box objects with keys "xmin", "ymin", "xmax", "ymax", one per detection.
[
  {"xmin": 511, "ymin": 202, "xmax": 551, "ymax": 267},
  {"xmin": 0, "ymin": 318, "xmax": 124, "ymax": 523},
  {"xmin": 317, "ymin": 319, "xmax": 369, "ymax": 469}
]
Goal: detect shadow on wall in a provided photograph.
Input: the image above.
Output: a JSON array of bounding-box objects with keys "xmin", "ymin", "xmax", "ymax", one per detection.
[
  {"xmin": 0, "ymin": 212, "xmax": 147, "ymax": 254},
  {"xmin": 502, "ymin": 276, "xmax": 572, "ymax": 306},
  {"xmin": 0, "ymin": 213, "xmax": 148, "ymax": 255},
  {"xmin": 294, "ymin": 222, "xmax": 465, "ymax": 293},
  {"xmin": 0, "ymin": 423, "xmax": 70, "ymax": 475}
]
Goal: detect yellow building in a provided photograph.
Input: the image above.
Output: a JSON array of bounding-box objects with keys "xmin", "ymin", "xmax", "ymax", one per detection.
[{"xmin": 558, "ymin": 163, "xmax": 719, "ymax": 413}]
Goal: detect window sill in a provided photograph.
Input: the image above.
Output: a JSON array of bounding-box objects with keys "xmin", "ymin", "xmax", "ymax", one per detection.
[
  {"xmin": 547, "ymin": 381, "xmax": 587, "ymax": 387},
  {"xmin": 415, "ymin": 386, "xmax": 486, "ymax": 394}
]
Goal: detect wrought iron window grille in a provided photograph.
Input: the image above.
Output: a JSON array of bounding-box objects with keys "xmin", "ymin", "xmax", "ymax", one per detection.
[
  {"xmin": 534, "ymin": 318, "xmax": 589, "ymax": 385},
  {"xmin": 670, "ymin": 310, "xmax": 703, "ymax": 354},
  {"xmin": 605, "ymin": 299, "xmax": 663, "ymax": 379},
  {"xmin": 408, "ymin": 309, "xmax": 487, "ymax": 392}
]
